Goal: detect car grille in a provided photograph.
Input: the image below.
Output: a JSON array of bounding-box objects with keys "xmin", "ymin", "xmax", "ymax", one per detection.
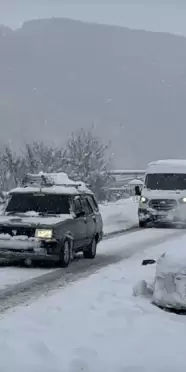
[
  {"xmin": 149, "ymin": 199, "xmax": 177, "ymax": 211},
  {"xmin": 0, "ymin": 226, "xmax": 36, "ymax": 238}
]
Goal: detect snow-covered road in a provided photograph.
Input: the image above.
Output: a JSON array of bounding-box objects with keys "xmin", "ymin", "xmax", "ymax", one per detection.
[
  {"xmin": 0, "ymin": 197, "xmax": 184, "ymax": 309},
  {"xmin": 0, "ymin": 227, "xmax": 184, "ymax": 312},
  {"xmin": 1, "ymin": 229, "xmax": 186, "ymax": 371}
]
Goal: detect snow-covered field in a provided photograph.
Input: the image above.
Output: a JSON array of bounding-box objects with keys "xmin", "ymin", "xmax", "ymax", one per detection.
[
  {"xmin": 0, "ymin": 198, "xmax": 138, "ymax": 290},
  {"xmin": 0, "ymin": 229, "xmax": 186, "ymax": 371}
]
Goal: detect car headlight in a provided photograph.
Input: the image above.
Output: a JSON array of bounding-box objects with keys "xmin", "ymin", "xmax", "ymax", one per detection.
[
  {"xmin": 140, "ymin": 196, "xmax": 148, "ymax": 204},
  {"xmin": 180, "ymin": 197, "xmax": 186, "ymax": 203},
  {"xmin": 35, "ymin": 229, "xmax": 53, "ymax": 239}
]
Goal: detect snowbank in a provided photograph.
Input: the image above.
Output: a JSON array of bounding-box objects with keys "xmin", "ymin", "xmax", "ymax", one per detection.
[
  {"xmin": 0, "ymin": 232, "xmax": 186, "ymax": 372},
  {"xmin": 100, "ymin": 197, "xmax": 138, "ymax": 234},
  {"xmin": 153, "ymin": 237, "xmax": 186, "ymax": 309}
]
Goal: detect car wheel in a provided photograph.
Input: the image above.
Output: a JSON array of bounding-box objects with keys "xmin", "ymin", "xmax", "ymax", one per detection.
[
  {"xmin": 83, "ymin": 238, "xmax": 97, "ymax": 259},
  {"xmin": 60, "ymin": 240, "xmax": 71, "ymax": 268},
  {"xmin": 139, "ymin": 220, "xmax": 147, "ymax": 228}
]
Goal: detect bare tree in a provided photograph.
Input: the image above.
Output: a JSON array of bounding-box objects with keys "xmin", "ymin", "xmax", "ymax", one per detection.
[
  {"xmin": 0, "ymin": 134, "xmax": 111, "ymax": 201},
  {"xmin": 0, "ymin": 146, "xmax": 25, "ymax": 190},
  {"xmin": 65, "ymin": 128, "xmax": 112, "ymax": 199},
  {"xmin": 24, "ymin": 141, "xmax": 67, "ymax": 174}
]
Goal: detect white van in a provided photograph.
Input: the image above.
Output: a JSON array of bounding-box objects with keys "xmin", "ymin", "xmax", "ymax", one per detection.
[{"xmin": 138, "ymin": 159, "xmax": 186, "ymax": 227}]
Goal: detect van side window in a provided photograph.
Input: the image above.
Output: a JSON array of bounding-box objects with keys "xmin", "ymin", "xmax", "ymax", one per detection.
[{"xmin": 87, "ymin": 195, "xmax": 99, "ymax": 212}]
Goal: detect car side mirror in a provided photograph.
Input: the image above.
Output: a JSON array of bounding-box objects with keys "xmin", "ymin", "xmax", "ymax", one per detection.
[
  {"xmin": 75, "ymin": 210, "xmax": 85, "ymax": 218},
  {"xmin": 142, "ymin": 259, "xmax": 156, "ymax": 266}
]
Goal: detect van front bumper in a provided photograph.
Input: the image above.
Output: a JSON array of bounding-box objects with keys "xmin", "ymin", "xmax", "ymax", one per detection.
[{"xmin": 138, "ymin": 207, "xmax": 183, "ymax": 224}]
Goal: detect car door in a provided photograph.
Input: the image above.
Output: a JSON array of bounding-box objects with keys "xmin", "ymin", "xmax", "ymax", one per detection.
[
  {"xmin": 80, "ymin": 196, "xmax": 96, "ymax": 245},
  {"xmin": 73, "ymin": 196, "xmax": 87, "ymax": 249},
  {"xmin": 87, "ymin": 194, "xmax": 103, "ymax": 236}
]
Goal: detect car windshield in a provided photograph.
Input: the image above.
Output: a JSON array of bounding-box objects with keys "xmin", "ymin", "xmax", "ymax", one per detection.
[
  {"xmin": 6, "ymin": 193, "xmax": 70, "ymax": 215},
  {"xmin": 145, "ymin": 173, "xmax": 186, "ymax": 191}
]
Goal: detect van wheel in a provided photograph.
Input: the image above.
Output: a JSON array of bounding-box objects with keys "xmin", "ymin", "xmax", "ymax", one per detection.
[
  {"xmin": 83, "ymin": 238, "xmax": 97, "ymax": 259},
  {"xmin": 139, "ymin": 221, "xmax": 147, "ymax": 228},
  {"xmin": 59, "ymin": 240, "xmax": 71, "ymax": 267}
]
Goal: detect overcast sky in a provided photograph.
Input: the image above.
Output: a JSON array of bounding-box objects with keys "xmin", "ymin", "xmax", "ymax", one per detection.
[{"xmin": 0, "ymin": 0, "xmax": 186, "ymax": 36}]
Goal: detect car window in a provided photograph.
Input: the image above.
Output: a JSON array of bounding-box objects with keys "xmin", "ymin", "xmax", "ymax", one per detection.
[
  {"xmin": 81, "ymin": 197, "xmax": 93, "ymax": 215},
  {"xmin": 87, "ymin": 195, "xmax": 99, "ymax": 212},
  {"xmin": 6, "ymin": 193, "xmax": 70, "ymax": 215}
]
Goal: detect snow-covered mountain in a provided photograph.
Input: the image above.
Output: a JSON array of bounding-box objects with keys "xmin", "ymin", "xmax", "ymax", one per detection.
[{"xmin": 0, "ymin": 18, "xmax": 186, "ymax": 168}]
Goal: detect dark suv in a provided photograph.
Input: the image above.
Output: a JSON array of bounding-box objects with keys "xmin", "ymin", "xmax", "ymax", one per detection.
[{"xmin": 0, "ymin": 173, "xmax": 103, "ymax": 267}]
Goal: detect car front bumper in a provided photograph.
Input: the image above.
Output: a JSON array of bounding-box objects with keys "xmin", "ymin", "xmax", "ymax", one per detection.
[
  {"xmin": 0, "ymin": 250, "xmax": 60, "ymax": 262},
  {"xmin": 0, "ymin": 239, "xmax": 59, "ymax": 262}
]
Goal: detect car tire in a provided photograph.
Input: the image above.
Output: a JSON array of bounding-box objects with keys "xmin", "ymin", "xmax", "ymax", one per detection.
[
  {"xmin": 59, "ymin": 240, "xmax": 71, "ymax": 268},
  {"xmin": 83, "ymin": 238, "xmax": 97, "ymax": 259},
  {"xmin": 139, "ymin": 220, "xmax": 147, "ymax": 228}
]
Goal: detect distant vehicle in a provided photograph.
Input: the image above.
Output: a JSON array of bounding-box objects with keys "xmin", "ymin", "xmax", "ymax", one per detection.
[
  {"xmin": 138, "ymin": 159, "xmax": 186, "ymax": 227},
  {"xmin": 0, "ymin": 173, "xmax": 103, "ymax": 267}
]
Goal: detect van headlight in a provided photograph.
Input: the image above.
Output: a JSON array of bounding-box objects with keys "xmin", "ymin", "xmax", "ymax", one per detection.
[
  {"xmin": 140, "ymin": 196, "xmax": 148, "ymax": 204},
  {"xmin": 35, "ymin": 229, "xmax": 53, "ymax": 239},
  {"xmin": 180, "ymin": 197, "xmax": 186, "ymax": 203}
]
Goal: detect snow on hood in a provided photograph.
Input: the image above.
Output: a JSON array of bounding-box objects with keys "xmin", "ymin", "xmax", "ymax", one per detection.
[
  {"xmin": 0, "ymin": 214, "xmax": 73, "ymax": 227},
  {"xmin": 142, "ymin": 189, "xmax": 186, "ymax": 200}
]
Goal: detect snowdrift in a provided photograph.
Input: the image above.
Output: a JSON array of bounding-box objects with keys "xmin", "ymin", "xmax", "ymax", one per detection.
[
  {"xmin": 100, "ymin": 198, "xmax": 138, "ymax": 234},
  {"xmin": 153, "ymin": 245, "xmax": 186, "ymax": 309}
]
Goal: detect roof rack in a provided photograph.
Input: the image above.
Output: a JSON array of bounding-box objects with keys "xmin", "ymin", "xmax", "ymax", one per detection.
[{"xmin": 22, "ymin": 173, "xmax": 82, "ymax": 189}]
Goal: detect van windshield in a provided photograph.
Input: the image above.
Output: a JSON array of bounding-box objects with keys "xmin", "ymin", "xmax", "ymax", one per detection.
[{"xmin": 145, "ymin": 173, "xmax": 186, "ymax": 191}]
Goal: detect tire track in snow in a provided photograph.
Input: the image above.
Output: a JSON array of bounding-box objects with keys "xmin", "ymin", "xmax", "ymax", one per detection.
[{"xmin": 0, "ymin": 227, "xmax": 185, "ymax": 312}]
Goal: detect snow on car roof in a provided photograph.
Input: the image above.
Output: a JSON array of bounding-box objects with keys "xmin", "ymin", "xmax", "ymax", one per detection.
[
  {"xmin": 149, "ymin": 159, "xmax": 186, "ymax": 166},
  {"xmin": 40, "ymin": 172, "xmax": 76, "ymax": 185},
  {"xmin": 10, "ymin": 172, "xmax": 93, "ymax": 195},
  {"xmin": 147, "ymin": 159, "xmax": 186, "ymax": 174}
]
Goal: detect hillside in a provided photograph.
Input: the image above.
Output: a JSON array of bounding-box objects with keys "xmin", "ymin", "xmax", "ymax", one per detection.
[{"xmin": 0, "ymin": 18, "xmax": 186, "ymax": 167}]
